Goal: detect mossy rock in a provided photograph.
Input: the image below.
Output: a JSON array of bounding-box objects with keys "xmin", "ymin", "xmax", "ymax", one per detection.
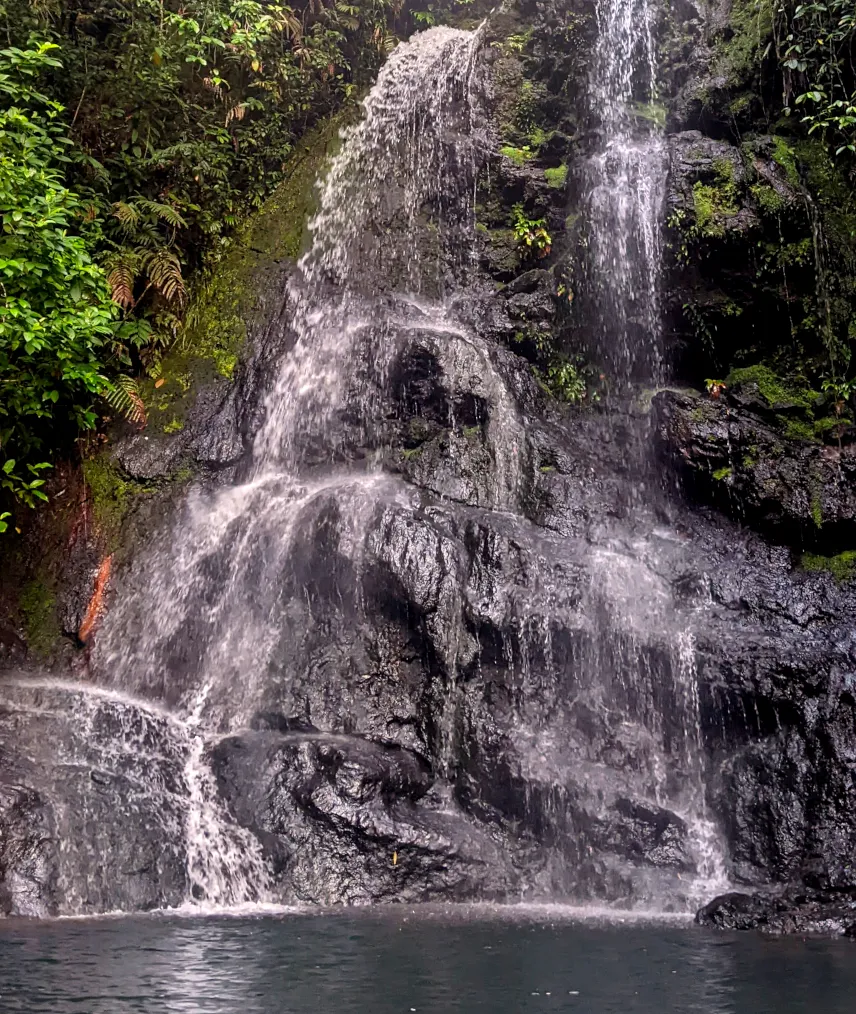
[
  {"xmin": 802, "ymin": 550, "xmax": 856, "ymax": 584},
  {"xmin": 19, "ymin": 576, "xmax": 60, "ymax": 659},
  {"xmin": 141, "ymin": 109, "xmax": 354, "ymax": 432},
  {"xmin": 726, "ymin": 365, "xmax": 819, "ymax": 411},
  {"xmin": 82, "ymin": 456, "xmax": 159, "ymax": 550},
  {"xmin": 710, "ymin": 0, "xmax": 774, "ymax": 90}
]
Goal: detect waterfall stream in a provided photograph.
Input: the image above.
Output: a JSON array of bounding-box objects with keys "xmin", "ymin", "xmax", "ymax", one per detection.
[
  {"xmin": 584, "ymin": 0, "xmax": 728, "ymax": 900},
  {"xmin": 1, "ymin": 13, "xmax": 734, "ymax": 918},
  {"xmin": 89, "ymin": 26, "xmax": 490, "ymax": 911}
]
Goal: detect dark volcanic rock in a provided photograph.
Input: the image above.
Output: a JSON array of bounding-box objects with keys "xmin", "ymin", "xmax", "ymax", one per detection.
[
  {"xmin": 654, "ymin": 388, "xmax": 856, "ymax": 544},
  {"xmin": 0, "ymin": 784, "xmax": 55, "ymax": 917},
  {"xmin": 698, "ymin": 889, "xmax": 856, "ymax": 937},
  {"xmin": 668, "ymin": 131, "xmax": 759, "ymax": 236},
  {"xmin": 212, "ymin": 730, "xmax": 519, "ymax": 903}
]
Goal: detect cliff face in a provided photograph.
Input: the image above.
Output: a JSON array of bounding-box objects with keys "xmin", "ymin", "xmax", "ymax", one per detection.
[{"xmin": 2, "ymin": 1, "xmax": 856, "ymax": 935}]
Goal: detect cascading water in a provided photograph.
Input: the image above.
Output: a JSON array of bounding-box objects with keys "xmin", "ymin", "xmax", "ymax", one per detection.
[
  {"xmin": 585, "ymin": 0, "xmax": 666, "ymax": 383},
  {"xmin": 0, "ymin": 12, "xmax": 737, "ymax": 919},
  {"xmin": 84, "ymin": 26, "xmax": 492, "ymax": 912},
  {"xmin": 580, "ymin": 0, "xmax": 729, "ymax": 902}
]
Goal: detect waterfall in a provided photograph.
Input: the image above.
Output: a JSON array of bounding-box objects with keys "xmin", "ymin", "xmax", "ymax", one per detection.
[
  {"xmin": 585, "ymin": 0, "xmax": 666, "ymax": 384},
  {"xmin": 254, "ymin": 26, "xmax": 485, "ymax": 471},
  {"xmin": 81, "ymin": 26, "xmax": 489, "ymax": 913},
  {"xmin": 582, "ymin": 0, "xmax": 730, "ymax": 901},
  {"xmin": 1, "ymin": 14, "xmax": 736, "ymax": 918}
]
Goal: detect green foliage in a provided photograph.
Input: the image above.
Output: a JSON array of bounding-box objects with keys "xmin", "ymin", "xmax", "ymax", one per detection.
[
  {"xmin": 782, "ymin": 0, "xmax": 856, "ymax": 157},
  {"xmin": 541, "ymin": 356, "xmax": 586, "ymax": 402},
  {"xmin": 1, "ymin": 458, "xmax": 51, "ymax": 508},
  {"xmin": 0, "ymin": 39, "xmax": 123, "ymax": 500},
  {"xmin": 821, "ymin": 376, "xmax": 856, "ymax": 413},
  {"xmin": 511, "ymin": 204, "xmax": 551, "ymax": 258},
  {"xmin": 495, "ymin": 30, "xmax": 533, "ymax": 55},
  {"xmin": 712, "ymin": 466, "xmax": 733, "ymax": 480},
  {"xmin": 0, "ymin": 0, "xmax": 409, "ymax": 525}
]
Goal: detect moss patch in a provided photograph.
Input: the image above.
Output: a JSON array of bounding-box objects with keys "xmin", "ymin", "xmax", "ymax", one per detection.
[
  {"xmin": 142, "ymin": 109, "xmax": 353, "ymax": 429},
  {"xmin": 726, "ymin": 364, "xmax": 818, "ymax": 409},
  {"xmin": 82, "ymin": 457, "xmax": 157, "ymax": 547},
  {"xmin": 751, "ymin": 181, "xmax": 786, "ymax": 215},
  {"xmin": 712, "ymin": 0, "xmax": 774, "ymax": 88},
  {"xmin": 691, "ymin": 159, "xmax": 740, "ymax": 237},
  {"xmin": 802, "ymin": 550, "xmax": 856, "ymax": 582},
  {"xmin": 499, "ymin": 144, "xmax": 535, "ymax": 166},
  {"xmin": 19, "ymin": 577, "xmax": 59, "ymax": 658},
  {"xmin": 544, "ymin": 164, "xmax": 568, "ymax": 188},
  {"xmin": 771, "ymin": 137, "xmax": 800, "ymax": 188}
]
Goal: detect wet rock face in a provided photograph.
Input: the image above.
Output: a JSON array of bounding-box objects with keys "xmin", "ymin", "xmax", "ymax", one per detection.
[
  {"xmin": 5, "ymin": 6, "xmax": 856, "ymax": 934},
  {"xmin": 0, "ymin": 785, "xmax": 55, "ymax": 917},
  {"xmin": 0, "ymin": 682, "xmax": 190, "ymax": 916},
  {"xmin": 211, "ymin": 730, "xmax": 521, "ymax": 904},
  {"xmin": 655, "ymin": 387, "xmax": 856, "ymax": 544},
  {"xmin": 668, "ymin": 131, "xmax": 759, "ymax": 236},
  {"xmin": 697, "ymin": 889, "xmax": 856, "ymax": 937}
]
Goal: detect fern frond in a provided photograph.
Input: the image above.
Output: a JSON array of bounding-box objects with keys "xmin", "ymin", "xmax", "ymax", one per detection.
[
  {"xmin": 225, "ymin": 102, "xmax": 247, "ymax": 126},
  {"xmin": 142, "ymin": 249, "xmax": 186, "ymax": 306},
  {"xmin": 145, "ymin": 356, "xmax": 163, "ymax": 380},
  {"xmin": 112, "ymin": 201, "xmax": 140, "ymax": 229},
  {"xmin": 202, "ymin": 76, "xmax": 228, "ymax": 97},
  {"xmin": 103, "ymin": 375, "xmax": 146, "ymax": 427},
  {"xmin": 106, "ymin": 260, "xmax": 135, "ymax": 309},
  {"xmin": 139, "ymin": 201, "xmax": 187, "ymax": 229}
]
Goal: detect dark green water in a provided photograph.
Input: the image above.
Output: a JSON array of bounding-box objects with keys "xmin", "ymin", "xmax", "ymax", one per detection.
[{"xmin": 1, "ymin": 907, "xmax": 854, "ymax": 1013}]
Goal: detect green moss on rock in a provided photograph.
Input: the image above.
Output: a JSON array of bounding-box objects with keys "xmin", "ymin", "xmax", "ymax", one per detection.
[
  {"xmin": 726, "ymin": 364, "xmax": 818, "ymax": 409},
  {"xmin": 802, "ymin": 550, "xmax": 856, "ymax": 582},
  {"xmin": 544, "ymin": 164, "xmax": 568, "ymax": 188},
  {"xmin": 499, "ymin": 144, "xmax": 535, "ymax": 166},
  {"xmin": 19, "ymin": 577, "xmax": 59, "ymax": 658},
  {"xmin": 771, "ymin": 137, "xmax": 800, "ymax": 188},
  {"xmin": 712, "ymin": 0, "xmax": 774, "ymax": 88},
  {"xmin": 691, "ymin": 159, "xmax": 740, "ymax": 237},
  {"xmin": 142, "ymin": 110, "xmax": 353, "ymax": 429},
  {"xmin": 83, "ymin": 457, "xmax": 156, "ymax": 547}
]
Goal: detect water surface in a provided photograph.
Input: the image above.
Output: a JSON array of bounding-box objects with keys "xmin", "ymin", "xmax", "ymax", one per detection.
[{"xmin": 1, "ymin": 907, "xmax": 854, "ymax": 1013}]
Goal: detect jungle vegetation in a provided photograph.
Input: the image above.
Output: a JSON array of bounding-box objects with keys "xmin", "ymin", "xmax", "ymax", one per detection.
[
  {"xmin": 0, "ymin": 0, "xmax": 445, "ymax": 529},
  {"xmin": 0, "ymin": 0, "xmax": 854, "ymax": 529}
]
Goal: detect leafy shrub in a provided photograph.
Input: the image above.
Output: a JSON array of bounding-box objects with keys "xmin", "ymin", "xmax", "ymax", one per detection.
[
  {"xmin": 511, "ymin": 204, "xmax": 551, "ymax": 257},
  {"xmin": 0, "ymin": 41, "xmax": 120, "ymax": 486},
  {"xmin": 783, "ymin": 0, "xmax": 856, "ymax": 157}
]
